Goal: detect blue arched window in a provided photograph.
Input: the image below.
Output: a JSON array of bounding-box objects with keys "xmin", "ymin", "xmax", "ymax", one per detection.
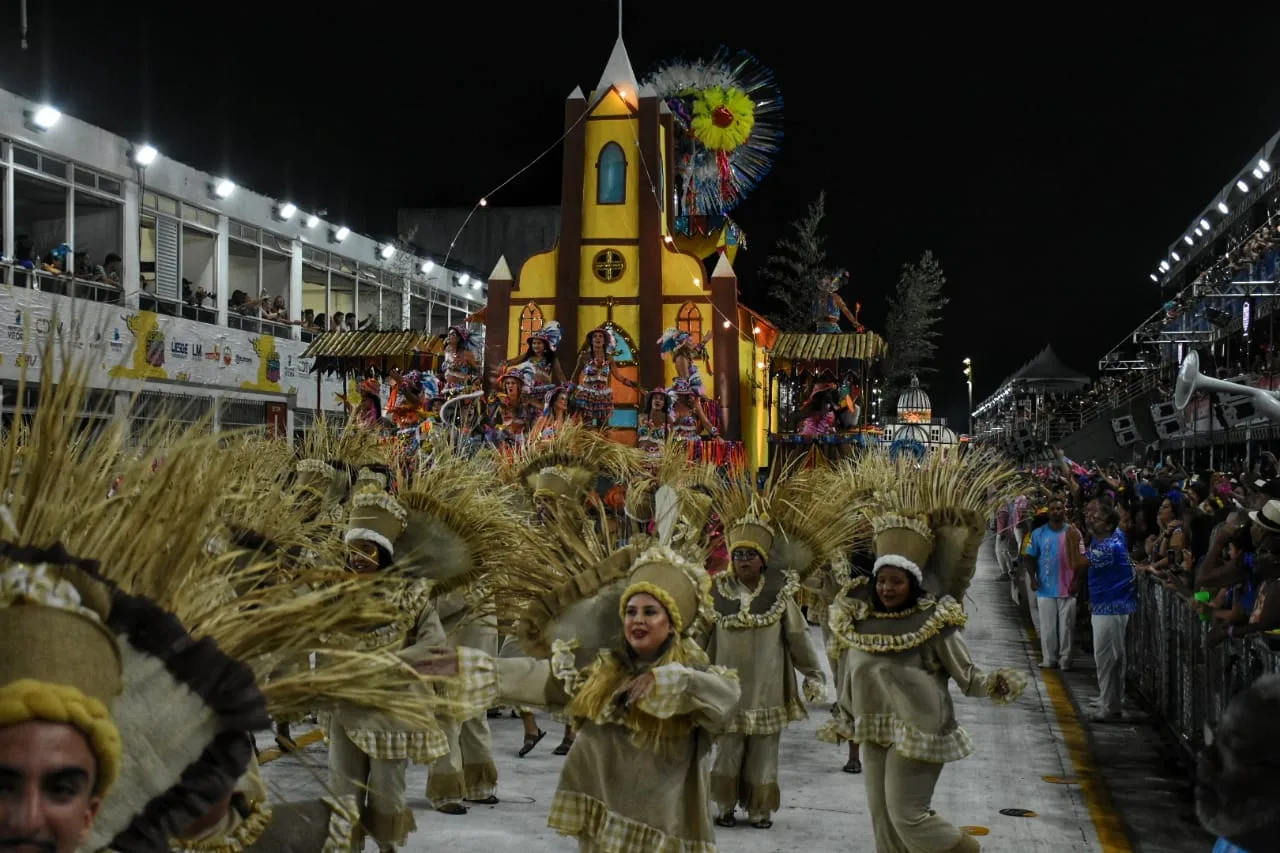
[{"xmin": 596, "ymin": 142, "xmax": 627, "ymax": 205}]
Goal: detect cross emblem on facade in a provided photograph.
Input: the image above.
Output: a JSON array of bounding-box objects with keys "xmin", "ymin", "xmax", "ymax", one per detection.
[{"xmin": 592, "ymin": 249, "xmax": 626, "ymax": 283}]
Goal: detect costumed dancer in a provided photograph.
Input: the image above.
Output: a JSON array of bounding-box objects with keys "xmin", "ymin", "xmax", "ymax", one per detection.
[
  {"xmin": 331, "ymin": 489, "xmax": 453, "ymax": 851},
  {"xmin": 531, "ymin": 384, "xmax": 577, "ymax": 444},
  {"xmin": 669, "ymin": 378, "xmax": 720, "ymax": 443},
  {"xmin": 702, "ymin": 468, "xmax": 865, "ymax": 828},
  {"xmin": 515, "ymin": 320, "xmax": 566, "ymax": 400},
  {"xmin": 819, "ymin": 451, "xmax": 1027, "ymax": 853},
  {"xmin": 657, "ymin": 327, "xmax": 708, "ymax": 398},
  {"xmin": 497, "ymin": 424, "xmax": 648, "ymax": 756},
  {"xmin": 441, "ymin": 325, "xmax": 480, "ymax": 396},
  {"xmin": 412, "ymin": 452, "xmax": 529, "ymax": 814},
  {"xmin": 352, "ymin": 377, "xmax": 384, "ymax": 427},
  {"xmin": 637, "ymin": 386, "xmax": 672, "ymax": 459},
  {"xmin": 571, "ymin": 325, "xmax": 638, "ymax": 430},
  {"xmin": 813, "ymin": 269, "xmax": 862, "ymax": 334},
  {"xmin": 0, "ymin": 364, "xmax": 444, "ymax": 853},
  {"xmin": 489, "ymin": 364, "xmax": 537, "ymax": 449},
  {"xmin": 423, "ymin": 486, "xmax": 742, "ymax": 853}
]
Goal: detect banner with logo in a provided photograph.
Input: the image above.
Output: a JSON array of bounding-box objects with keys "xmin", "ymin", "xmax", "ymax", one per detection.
[{"xmin": 0, "ymin": 288, "xmax": 350, "ymax": 411}]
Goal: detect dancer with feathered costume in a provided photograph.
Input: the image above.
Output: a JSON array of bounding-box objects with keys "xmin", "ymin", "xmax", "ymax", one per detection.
[
  {"xmin": 701, "ymin": 466, "xmax": 867, "ymax": 829},
  {"xmin": 423, "ymin": 486, "xmax": 741, "ymax": 853},
  {"xmin": 818, "ymin": 451, "xmax": 1028, "ymax": 853}
]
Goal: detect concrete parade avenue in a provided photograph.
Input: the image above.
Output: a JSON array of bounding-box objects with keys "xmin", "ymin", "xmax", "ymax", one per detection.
[{"xmin": 260, "ymin": 538, "xmax": 1208, "ymax": 852}]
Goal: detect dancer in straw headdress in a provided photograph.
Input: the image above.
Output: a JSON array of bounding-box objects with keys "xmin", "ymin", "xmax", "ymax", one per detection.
[
  {"xmin": 495, "ymin": 423, "xmax": 648, "ymax": 756},
  {"xmin": 701, "ymin": 466, "xmax": 868, "ymax": 829},
  {"xmin": 0, "ymin": 352, "xmax": 451, "ymax": 853},
  {"xmin": 404, "ymin": 446, "xmax": 532, "ymax": 814},
  {"xmin": 818, "ymin": 450, "xmax": 1028, "ymax": 853},
  {"xmin": 422, "ymin": 485, "xmax": 742, "ymax": 853}
]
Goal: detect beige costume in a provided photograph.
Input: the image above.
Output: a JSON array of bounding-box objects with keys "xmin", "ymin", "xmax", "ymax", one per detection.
[
  {"xmin": 702, "ymin": 516, "xmax": 826, "ymax": 824},
  {"xmin": 818, "ymin": 453, "xmax": 1027, "ymax": 853},
  {"xmin": 331, "ymin": 491, "xmax": 451, "ymax": 850},
  {"xmin": 468, "ymin": 484, "xmax": 743, "ymax": 853},
  {"xmin": 428, "ymin": 583, "xmax": 501, "ymax": 806}
]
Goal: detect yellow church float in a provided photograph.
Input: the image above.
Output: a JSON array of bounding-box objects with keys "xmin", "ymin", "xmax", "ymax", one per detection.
[{"xmin": 478, "ymin": 36, "xmax": 887, "ymax": 474}]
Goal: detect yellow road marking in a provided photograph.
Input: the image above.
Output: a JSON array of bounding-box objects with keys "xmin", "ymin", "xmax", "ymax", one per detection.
[
  {"xmin": 1027, "ymin": 625, "xmax": 1134, "ymax": 852},
  {"xmin": 257, "ymin": 728, "xmax": 324, "ymax": 765}
]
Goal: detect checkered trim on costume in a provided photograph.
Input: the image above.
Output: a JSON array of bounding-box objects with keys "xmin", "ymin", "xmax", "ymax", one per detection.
[
  {"xmin": 849, "ymin": 713, "xmax": 975, "ymax": 763},
  {"xmin": 345, "ymin": 726, "xmax": 450, "ymax": 763},
  {"xmin": 547, "ymin": 790, "xmax": 716, "ymax": 853},
  {"xmin": 816, "ymin": 707, "xmax": 856, "ymax": 745},
  {"xmin": 637, "ymin": 664, "xmax": 738, "ymax": 721},
  {"xmin": 321, "ymin": 795, "xmax": 360, "ymax": 853},
  {"xmin": 447, "ymin": 645, "xmax": 500, "ymax": 717},
  {"xmin": 724, "ymin": 698, "xmax": 807, "ymax": 735}
]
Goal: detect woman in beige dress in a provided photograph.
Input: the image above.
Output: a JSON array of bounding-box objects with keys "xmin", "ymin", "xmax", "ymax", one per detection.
[{"xmin": 424, "ymin": 489, "xmax": 742, "ymax": 853}]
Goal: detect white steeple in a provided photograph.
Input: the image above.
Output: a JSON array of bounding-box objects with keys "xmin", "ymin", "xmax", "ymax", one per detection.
[
  {"xmin": 591, "ymin": 36, "xmax": 640, "ymax": 107},
  {"xmin": 711, "ymin": 252, "xmax": 736, "ymax": 279},
  {"xmin": 489, "ymin": 255, "xmax": 513, "ymax": 282}
]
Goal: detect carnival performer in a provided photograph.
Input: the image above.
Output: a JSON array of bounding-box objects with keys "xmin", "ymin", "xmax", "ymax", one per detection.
[
  {"xmin": 670, "ymin": 378, "xmax": 720, "ymax": 443},
  {"xmin": 490, "ymin": 365, "xmax": 536, "ymax": 448},
  {"xmin": 571, "ymin": 325, "xmax": 638, "ymax": 429},
  {"xmin": 657, "ymin": 327, "xmax": 708, "ymax": 397},
  {"xmin": 813, "ymin": 269, "xmax": 862, "ymax": 334},
  {"xmin": 514, "ymin": 320, "xmax": 566, "ymax": 400},
  {"xmin": 352, "ymin": 377, "xmax": 383, "ymax": 427},
  {"xmin": 441, "ymin": 325, "xmax": 480, "ymax": 397},
  {"xmin": 422, "ymin": 487, "xmax": 742, "ymax": 853},
  {"xmin": 702, "ymin": 516, "xmax": 829, "ymax": 829},
  {"xmin": 330, "ymin": 490, "xmax": 452, "ymax": 851},
  {"xmin": 531, "ymin": 384, "xmax": 577, "ymax": 444},
  {"xmin": 637, "ymin": 386, "xmax": 672, "ymax": 458},
  {"xmin": 820, "ymin": 452, "xmax": 1027, "ymax": 853},
  {"xmin": 409, "ymin": 454, "xmax": 522, "ymax": 815},
  {"xmin": 0, "ymin": 361, "xmax": 443, "ymax": 853},
  {"xmin": 388, "ymin": 370, "xmax": 434, "ymax": 430}
]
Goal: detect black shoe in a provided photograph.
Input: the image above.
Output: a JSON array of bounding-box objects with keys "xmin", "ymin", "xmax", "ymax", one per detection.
[
  {"xmin": 465, "ymin": 795, "xmax": 499, "ymax": 805},
  {"xmin": 519, "ymin": 729, "xmax": 547, "ymax": 757}
]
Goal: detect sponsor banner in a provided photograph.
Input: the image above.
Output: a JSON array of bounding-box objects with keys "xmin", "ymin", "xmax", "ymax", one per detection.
[{"xmin": 0, "ymin": 288, "xmax": 350, "ymax": 411}]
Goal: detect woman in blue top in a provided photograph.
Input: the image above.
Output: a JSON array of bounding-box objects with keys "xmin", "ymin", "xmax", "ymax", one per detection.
[{"xmin": 1080, "ymin": 506, "xmax": 1136, "ymax": 723}]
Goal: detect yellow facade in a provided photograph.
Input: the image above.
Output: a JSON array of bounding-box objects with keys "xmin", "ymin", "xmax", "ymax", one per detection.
[{"xmin": 496, "ymin": 67, "xmax": 771, "ymax": 467}]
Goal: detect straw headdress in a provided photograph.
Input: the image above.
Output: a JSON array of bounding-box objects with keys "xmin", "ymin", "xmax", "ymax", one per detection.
[
  {"xmin": 499, "ymin": 421, "xmax": 646, "ymax": 506},
  {"xmin": 832, "ymin": 449, "xmax": 1019, "ymax": 601},
  {"xmin": 0, "ymin": 335, "xmax": 457, "ymax": 850},
  {"xmin": 712, "ymin": 462, "xmax": 871, "ymax": 581}
]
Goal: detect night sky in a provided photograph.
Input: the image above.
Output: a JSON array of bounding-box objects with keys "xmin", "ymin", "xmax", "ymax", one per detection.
[{"xmin": 4, "ymin": 4, "xmax": 1280, "ymax": 428}]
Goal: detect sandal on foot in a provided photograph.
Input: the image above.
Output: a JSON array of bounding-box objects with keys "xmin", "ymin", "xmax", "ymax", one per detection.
[
  {"xmin": 436, "ymin": 803, "xmax": 468, "ymax": 815},
  {"xmin": 552, "ymin": 738, "xmax": 574, "ymax": 756},
  {"xmin": 519, "ymin": 729, "xmax": 547, "ymax": 757},
  {"xmin": 843, "ymin": 758, "xmax": 863, "ymax": 774},
  {"xmin": 751, "ymin": 818, "xmax": 773, "ymax": 829},
  {"xmin": 465, "ymin": 795, "xmax": 499, "ymax": 805},
  {"xmin": 715, "ymin": 815, "xmax": 737, "ymax": 828}
]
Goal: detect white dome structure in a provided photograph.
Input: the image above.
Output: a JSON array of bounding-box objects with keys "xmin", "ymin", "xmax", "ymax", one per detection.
[{"xmin": 896, "ymin": 375, "xmax": 932, "ymax": 424}]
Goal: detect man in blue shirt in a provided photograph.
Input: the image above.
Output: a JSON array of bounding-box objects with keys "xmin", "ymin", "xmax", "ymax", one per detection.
[{"xmin": 1079, "ymin": 506, "xmax": 1136, "ymax": 722}]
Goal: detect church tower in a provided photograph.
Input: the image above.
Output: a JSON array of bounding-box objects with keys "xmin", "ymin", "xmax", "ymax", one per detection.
[{"xmin": 486, "ymin": 32, "xmax": 734, "ymax": 443}]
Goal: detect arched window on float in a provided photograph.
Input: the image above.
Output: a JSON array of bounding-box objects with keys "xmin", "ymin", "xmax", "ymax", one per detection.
[
  {"xmin": 519, "ymin": 302, "xmax": 544, "ymax": 343},
  {"xmin": 596, "ymin": 142, "xmax": 627, "ymax": 205},
  {"xmin": 677, "ymin": 301, "xmax": 703, "ymax": 346}
]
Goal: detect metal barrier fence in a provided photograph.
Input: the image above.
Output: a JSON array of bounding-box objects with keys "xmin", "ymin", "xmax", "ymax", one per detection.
[{"xmin": 1126, "ymin": 576, "xmax": 1280, "ymax": 754}]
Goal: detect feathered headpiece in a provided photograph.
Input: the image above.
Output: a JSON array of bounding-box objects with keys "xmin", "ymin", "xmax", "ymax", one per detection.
[
  {"xmin": 528, "ymin": 320, "xmax": 563, "ymax": 353},
  {"xmin": 443, "ymin": 324, "xmax": 474, "ymax": 350},
  {"xmin": 657, "ymin": 327, "xmax": 706, "ymax": 359},
  {"xmin": 818, "ymin": 269, "xmax": 849, "ymax": 294}
]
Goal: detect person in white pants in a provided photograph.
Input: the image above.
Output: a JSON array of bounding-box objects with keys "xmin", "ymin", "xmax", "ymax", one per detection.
[
  {"xmin": 1078, "ymin": 506, "xmax": 1136, "ymax": 721},
  {"xmin": 1023, "ymin": 497, "xmax": 1089, "ymax": 670}
]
